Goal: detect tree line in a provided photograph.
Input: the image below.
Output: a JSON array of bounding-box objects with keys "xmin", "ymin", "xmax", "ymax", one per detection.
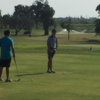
[
  {"xmin": 0, "ymin": 0, "xmax": 55, "ymax": 36},
  {"xmin": 0, "ymin": 1, "xmax": 100, "ymax": 36}
]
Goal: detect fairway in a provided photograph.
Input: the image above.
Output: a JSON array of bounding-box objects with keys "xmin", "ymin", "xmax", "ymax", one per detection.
[{"xmin": 0, "ymin": 31, "xmax": 100, "ymax": 100}]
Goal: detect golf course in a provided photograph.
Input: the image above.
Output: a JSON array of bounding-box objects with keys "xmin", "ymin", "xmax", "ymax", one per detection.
[{"xmin": 0, "ymin": 30, "xmax": 100, "ymax": 100}]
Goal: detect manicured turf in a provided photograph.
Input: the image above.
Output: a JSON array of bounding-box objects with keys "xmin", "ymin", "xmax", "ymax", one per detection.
[{"xmin": 0, "ymin": 31, "xmax": 100, "ymax": 100}]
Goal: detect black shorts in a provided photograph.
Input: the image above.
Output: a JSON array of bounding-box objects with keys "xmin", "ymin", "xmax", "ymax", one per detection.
[
  {"xmin": 48, "ymin": 48, "xmax": 56, "ymax": 60},
  {"xmin": 0, "ymin": 59, "xmax": 11, "ymax": 67}
]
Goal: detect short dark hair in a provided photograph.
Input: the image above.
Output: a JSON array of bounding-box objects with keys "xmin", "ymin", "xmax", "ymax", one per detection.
[
  {"xmin": 4, "ymin": 29, "xmax": 10, "ymax": 36},
  {"xmin": 52, "ymin": 29, "xmax": 56, "ymax": 33}
]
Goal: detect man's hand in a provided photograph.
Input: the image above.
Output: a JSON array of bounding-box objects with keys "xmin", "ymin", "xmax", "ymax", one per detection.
[
  {"xmin": 13, "ymin": 54, "xmax": 15, "ymax": 59},
  {"xmin": 49, "ymin": 49, "xmax": 53, "ymax": 53}
]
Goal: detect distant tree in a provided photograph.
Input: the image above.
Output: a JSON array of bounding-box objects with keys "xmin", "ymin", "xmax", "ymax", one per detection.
[
  {"xmin": 40, "ymin": 4, "xmax": 55, "ymax": 35},
  {"xmin": 11, "ymin": 5, "xmax": 27, "ymax": 35},
  {"xmin": 23, "ymin": 6, "xmax": 35, "ymax": 37},
  {"xmin": 94, "ymin": 19, "xmax": 100, "ymax": 35},
  {"xmin": 31, "ymin": 0, "xmax": 44, "ymax": 29},
  {"xmin": 11, "ymin": 5, "xmax": 34, "ymax": 35},
  {"xmin": 61, "ymin": 18, "xmax": 72, "ymax": 40},
  {"xmin": 0, "ymin": 10, "xmax": 2, "ymax": 29},
  {"xmin": 32, "ymin": 0, "xmax": 55, "ymax": 35},
  {"xmin": 95, "ymin": 4, "xmax": 100, "ymax": 35},
  {"xmin": 96, "ymin": 4, "xmax": 100, "ymax": 15},
  {"xmin": 2, "ymin": 14, "xmax": 10, "ymax": 29}
]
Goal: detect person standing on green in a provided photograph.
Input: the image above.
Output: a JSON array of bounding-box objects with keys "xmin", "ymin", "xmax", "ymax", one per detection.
[
  {"xmin": 0, "ymin": 29, "xmax": 15, "ymax": 82},
  {"xmin": 47, "ymin": 29, "xmax": 58, "ymax": 73}
]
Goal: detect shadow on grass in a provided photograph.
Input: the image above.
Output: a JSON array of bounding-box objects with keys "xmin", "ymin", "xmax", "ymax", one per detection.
[
  {"xmin": 78, "ymin": 39, "xmax": 100, "ymax": 44},
  {"xmin": 11, "ymin": 34, "xmax": 46, "ymax": 37},
  {"xmin": 15, "ymin": 72, "xmax": 46, "ymax": 76}
]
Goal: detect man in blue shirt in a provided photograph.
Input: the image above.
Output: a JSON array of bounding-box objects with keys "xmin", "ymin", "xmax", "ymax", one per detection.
[
  {"xmin": 47, "ymin": 29, "xmax": 58, "ymax": 73},
  {"xmin": 0, "ymin": 30, "xmax": 15, "ymax": 82}
]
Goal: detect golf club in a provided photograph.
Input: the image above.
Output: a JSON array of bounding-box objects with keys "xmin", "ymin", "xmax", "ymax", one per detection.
[{"xmin": 14, "ymin": 58, "xmax": 21, "ymax": 81}]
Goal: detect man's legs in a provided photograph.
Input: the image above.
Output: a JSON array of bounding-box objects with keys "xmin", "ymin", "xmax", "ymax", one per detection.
[
  {"xmin": 5, "ymin": 67, "xmax": 12, "ymax": 82},
  {"xmin": 47, "ymin": 50, "xmax": 55, "ymax": 73},
  {"xmin": 48, "ymin": 59, "xmax": 52, "ymax": 71},
  {"xmin": 6, "ymin": 67, "xmax": 9, "ymax": 79},
  {"xmin": 0, "ymin": 67, "xmax": 3, "ymax": 78}
]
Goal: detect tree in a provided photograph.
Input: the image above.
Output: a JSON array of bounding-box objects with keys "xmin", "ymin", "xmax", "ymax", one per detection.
[
  {"xmin": 31, "ymin": 0, "xmax": 44, "ymax": 29},
  {"xmin": 11, "ymin": 5, "xmax": 35, "ymax": 35},
  {"xmin": 23, "ymin": 6, "xmax": 35, "ymax": 37},
  {"xmin": 94, "ymin": 19, "xmax": 100, "ymax": 35},
  {"xmin": 0, "ymin": 10, "xmax": 2, "ymax": 29},
  {"xmin": 60, "ymin": 18, "xmax": 72, "ymax": 40},
  {"xmin": 96, "ymin": 4, "xmax": 100, "ymax": 15},
  {"xmin": 2, "ymin": 14, "xmax": 10, "ymax": 29},
  {"xmin": 40, "ymin": 4, "xmax": 55, "ymax": 35},
  {"xmin": 32, "ymin": 0, "xmax": 55, "ymax": 35},
  {"xmin": 95, "ymin": 4, "xmax": 100, "ymax": 35},
  {"xmin": 11, "ymin": 5, "xmax": 26, "ymax": 35}
]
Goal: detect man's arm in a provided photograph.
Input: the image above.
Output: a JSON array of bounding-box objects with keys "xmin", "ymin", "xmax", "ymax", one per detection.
[
  {"xmin": 47, "ymin": 42, "xmax": 50, "ymax": 51},
  {"xmin": 56, "ymin": 38, "xmax": 58, "ymax": 50},
  {"xmin": 47, "ymin": 42, "xmax": 53, "ymax": 53},
  {"xmin": 11, "ymin": 46, "xmax": 15, "ymax": 59},
  {"xmin": 56, "ymin": 43, "xmax": 58, "ymax": 50}
]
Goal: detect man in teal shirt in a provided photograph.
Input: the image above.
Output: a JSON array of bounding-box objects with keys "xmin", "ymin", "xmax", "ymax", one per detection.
[{"xmin": 0, "ymin": 29, "xmax": 15, "ymax": 82}]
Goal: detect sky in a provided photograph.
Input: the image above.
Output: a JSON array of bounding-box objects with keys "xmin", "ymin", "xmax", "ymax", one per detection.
[{"xmin": 0, "ymin": 0, "xmax": 100, "ymax": 18}]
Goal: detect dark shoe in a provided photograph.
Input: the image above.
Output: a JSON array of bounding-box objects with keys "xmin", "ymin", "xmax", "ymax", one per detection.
[
  {"xmin": 0, "ymin": 78, "xmax": 4, "ymax": 82},
  {"xmin": 47, "ymin": 70, "xmax": 51, "ymax": 73},
  {"xmin": 51, "ymin": 70, "xmax": 56, "ymax": 73},
  {"xmin": 6, "ymin": 78, "xmax": 12, "ymax": 82}
]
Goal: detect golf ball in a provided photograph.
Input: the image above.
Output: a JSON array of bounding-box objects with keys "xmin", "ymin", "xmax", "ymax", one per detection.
[
  {"xmin": 63, "ymin": 72, "xmax": 65, "ymax": 74},
  {"xmin": 31, "ymin": 79, "xmax": 33, "ymax": 81}
]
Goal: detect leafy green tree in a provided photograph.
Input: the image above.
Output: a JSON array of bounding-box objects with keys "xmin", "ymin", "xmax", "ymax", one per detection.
[
  {"xmin": 0, "ymin": 10, "xmax": 2, "ymax": 29},
  {"xmin": 40, "ymin": 4, "xmax": 55, "ymax": 35},
  {"xmin": 61, "ymin": 18, "xmax": 72, "ymax": 40},
  {"xmin": 32, "ymin": 0, "xmax": 55, "ymax": 35},
  {"xmin": 95, "ymin": 4, "xmax": 100, "ymax": 35},
  {"xmin": 31, "ymin": 0, "xmax": 44, "ymax": 29},
  {"xmin": 11, "ymin": 5, "xmax": 26, "ymax": 35},
  {"xmin": 22, "ymin": 6, "xmax": 34, "ymax": 36},
  {"xmin": 2, "ymin": 14, "xmax": 10, "ymax": 29},
  {"xmin": 11, "ymin": 5, "xmax": 34, "ymax": 35}
]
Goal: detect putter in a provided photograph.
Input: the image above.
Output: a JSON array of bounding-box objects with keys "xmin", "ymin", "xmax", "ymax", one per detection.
[{"xmin": 14, "ymin": 58, "xmax": 21, "ymax": 81}]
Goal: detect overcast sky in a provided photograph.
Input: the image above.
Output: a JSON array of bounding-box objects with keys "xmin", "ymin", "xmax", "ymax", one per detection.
[{"xmin": 0, "ymin": 0, "xmax": 100, "ymax": 18}]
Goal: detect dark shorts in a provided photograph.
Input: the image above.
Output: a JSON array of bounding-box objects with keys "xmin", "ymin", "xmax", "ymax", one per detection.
[
  {"xmin": 48, "ymin": 48, "xmax": 56, "ymax": 60},
  {"xmin": 0, "ymin": 59, "xmax": 11, "ymax": 67}
]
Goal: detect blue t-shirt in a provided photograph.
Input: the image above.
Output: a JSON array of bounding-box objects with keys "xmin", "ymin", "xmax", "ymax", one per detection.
[
  {"xmin": 47, "ymin": 35, "xmax": 58, "ymax": 49},
  {"xmin": 0, "ymin": 37, "xmax": 14, "ymax": 59}
]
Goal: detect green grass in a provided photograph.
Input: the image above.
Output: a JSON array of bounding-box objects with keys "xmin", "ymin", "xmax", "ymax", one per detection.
[{"xmin": 0, "ymin": 31, "xmax": 100, "ymax": 100}]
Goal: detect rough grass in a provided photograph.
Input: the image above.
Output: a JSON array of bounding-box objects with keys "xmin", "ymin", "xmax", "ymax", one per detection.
[{"xmin": 0, "ymin": 31, "xmax": 100, "ymax": 100}]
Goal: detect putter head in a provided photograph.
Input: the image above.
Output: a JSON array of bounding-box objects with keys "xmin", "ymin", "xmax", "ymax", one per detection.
[{"xmin": 15, "ymin": 79, "xmax": 21, "ymax": 81}]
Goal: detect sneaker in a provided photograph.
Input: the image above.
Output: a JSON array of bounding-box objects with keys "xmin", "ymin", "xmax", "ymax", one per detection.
[
  {"xmin": 6, "ymin": 78, "xmax": 12, "ymax": 82},
  {"xmin": 51, "ymin": 70, "xmax": 56, "ymax": 73},
  {"xmin": 0, "ymin": 78, "xmax": 4, "ymax": 82},
  {"xmin": 47, "ymin": 70, "xmax": 51, "ymax": 73}
]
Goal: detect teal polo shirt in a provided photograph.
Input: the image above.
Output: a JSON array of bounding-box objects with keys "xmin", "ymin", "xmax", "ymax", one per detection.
[{"xmin": 0, "ymin": 37, "xmax": 14, "ymax": 59}]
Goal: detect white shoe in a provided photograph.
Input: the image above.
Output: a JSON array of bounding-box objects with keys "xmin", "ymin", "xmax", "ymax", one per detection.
[
  {"xmin": 47, "ymin": 70, "xmax": 51, "ymax": 73},
  {"xmin": 51, "ymin": 70, "xmax": 56, "ymax": 73},
  {"xmin": 6, "ymin": 78, "xmax": 12, "ymax": 82},
  {"xmin": 0, "ymin": 78, "xmax": 4, "ymax": 82}
]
